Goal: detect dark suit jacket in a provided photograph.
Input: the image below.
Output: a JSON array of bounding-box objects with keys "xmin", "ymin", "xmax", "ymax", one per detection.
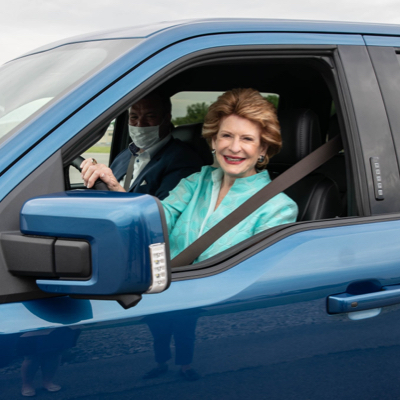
[{"xmin": 110, "ymin": 137, "xmax": 204, "ymax": 200}]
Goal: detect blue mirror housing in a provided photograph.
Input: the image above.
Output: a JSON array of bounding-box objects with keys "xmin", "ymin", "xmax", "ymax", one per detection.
[{"xmin": 18, "ymin": 191, "xmax": 170, "ymax": 298}]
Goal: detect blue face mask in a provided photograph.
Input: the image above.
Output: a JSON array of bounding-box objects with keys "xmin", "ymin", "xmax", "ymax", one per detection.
[{"xmin": 128, "ymin": 125, "xmax": 160, "ymax": 149}]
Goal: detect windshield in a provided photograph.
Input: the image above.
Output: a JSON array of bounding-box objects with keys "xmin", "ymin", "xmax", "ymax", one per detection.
[{"xmin": 0, "ymin": 39, "xmax": 142, "ymax": 144}]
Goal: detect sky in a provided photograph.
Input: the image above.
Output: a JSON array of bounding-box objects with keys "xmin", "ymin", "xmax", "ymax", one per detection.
[{"xmin": 1, "ymin": 0, "xmax": 400, "ymax": 65}]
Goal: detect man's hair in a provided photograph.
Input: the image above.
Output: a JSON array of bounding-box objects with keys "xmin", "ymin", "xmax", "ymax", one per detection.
[
  {"xmin": 202, "ymin": 88, "xmax": 281, "ymax": 168},
  {"xmin": 143, "ymin": 90, "xmax": 172, "ymax": 115}
]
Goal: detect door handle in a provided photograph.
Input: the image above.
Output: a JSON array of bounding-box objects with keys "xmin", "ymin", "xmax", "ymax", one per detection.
[{"xmin": 328, "ymin": 285, "xmax": 400, "ymax": 314}]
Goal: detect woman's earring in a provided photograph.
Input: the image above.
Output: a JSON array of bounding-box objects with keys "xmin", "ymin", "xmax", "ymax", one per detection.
[
  {"xmin": 258, "ymin": 155, "xmax": 265, "ymax": 163},
  {"xmin": 211, "ymin": 149, "xmax": 216, "ymax": 155}
]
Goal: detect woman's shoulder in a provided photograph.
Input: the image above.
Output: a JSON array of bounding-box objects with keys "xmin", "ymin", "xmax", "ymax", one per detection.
[
  {"xmin": 257, "ymin": 170, "xmax": 298, "ymax": 209},
  {"xmin": 188, "ymin": 165, "xmax": 217, "ymax": 180},
  {"xmin": 176, "ymin": 165, "xmax": 216, "ymax": 188},
  {"xmin": 200, "ymin": 165, "xmax": 218, "ymax": 175},
  {"xmin": 272, "ymin": 191, "xmax": 298, "ymax": 209}
]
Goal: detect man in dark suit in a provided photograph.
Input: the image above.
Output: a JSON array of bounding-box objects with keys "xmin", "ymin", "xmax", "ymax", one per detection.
[{"xmin": 81, "ymin": 91, "xmax": 203, "ymax": 200}]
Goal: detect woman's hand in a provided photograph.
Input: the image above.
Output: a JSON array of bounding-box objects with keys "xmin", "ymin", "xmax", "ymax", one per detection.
[{"xmin": 80, "ymin": 158, "xmax": 126, "ymax": 192}]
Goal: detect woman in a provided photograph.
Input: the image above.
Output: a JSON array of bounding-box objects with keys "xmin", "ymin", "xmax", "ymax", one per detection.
[{"xmin": 162, "ymin": 88, "xmax": 298, "ymax": 264}]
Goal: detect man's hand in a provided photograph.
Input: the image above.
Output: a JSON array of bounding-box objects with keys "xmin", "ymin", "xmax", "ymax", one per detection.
[{"xmin": 80, "ymin": 158, "xmax": 126, "ymax": 192}]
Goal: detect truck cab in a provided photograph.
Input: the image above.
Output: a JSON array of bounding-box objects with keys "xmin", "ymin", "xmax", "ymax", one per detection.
[{"xmin": 1, "ymin": 19, "xmax": 400, "ymax": 399}]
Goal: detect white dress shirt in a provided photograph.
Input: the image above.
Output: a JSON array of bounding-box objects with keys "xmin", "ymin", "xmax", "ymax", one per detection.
[{"xmin": 120, "ymin": 134, "xmax": 171, "ymax": 188}]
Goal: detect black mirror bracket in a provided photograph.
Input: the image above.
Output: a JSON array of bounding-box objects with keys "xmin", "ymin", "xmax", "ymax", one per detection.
[{"xmin": 70, "ymin": 294, "xmax": 142, "ymax": 309}]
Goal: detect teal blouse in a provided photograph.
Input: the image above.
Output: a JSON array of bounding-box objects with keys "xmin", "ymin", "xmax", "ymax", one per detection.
[{"xmin": 162, "ymin": 166, "xmax": 298, "ymax": 263}]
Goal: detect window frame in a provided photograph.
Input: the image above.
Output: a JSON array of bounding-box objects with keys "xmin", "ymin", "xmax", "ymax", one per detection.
[
  {"xmin": 0, "ymin": 42, "xmax": 393, "ymax": 304},
  {"xmin": 367, "ymin": 45, "xmax": 400, "ymax": 178},
  {"xmin": 62, "ymin": 45, "xmax": 366, "ymax": 274}
]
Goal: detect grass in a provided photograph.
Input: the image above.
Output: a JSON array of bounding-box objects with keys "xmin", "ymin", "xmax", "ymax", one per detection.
[{"xmin": 85, "ymin": 146, "xmax": 110, "ymax": 153}]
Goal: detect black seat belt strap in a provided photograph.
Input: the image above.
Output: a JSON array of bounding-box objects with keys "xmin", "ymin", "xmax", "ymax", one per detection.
[
  {"xmin": 123, "ymin": 155, "xmax": 135, "ymax": 191},
  {"xmin": 171, "ymin": 135, "xmax": 342, "ymax": 267}
]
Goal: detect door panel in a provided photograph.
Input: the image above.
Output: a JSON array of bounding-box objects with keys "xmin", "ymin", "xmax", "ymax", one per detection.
[
  {"xmin": 338, "ymin": 45, "xmax": 400, "ymax": 215},
  {"xmin": 2, "ymin": 31, "xmax": 399, "ymax": 398},
  {"xmin": 2, "ymin": 219, "xmax": 400, "ymax": 398},
  {"xmin": 367, "ymin": 44, "xmax": 400, "ymax": 175}
]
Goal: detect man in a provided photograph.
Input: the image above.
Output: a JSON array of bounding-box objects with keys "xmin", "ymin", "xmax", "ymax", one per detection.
[{"xmin": 81, "ymin": 91, "xmax": 204, "ymax": 199}]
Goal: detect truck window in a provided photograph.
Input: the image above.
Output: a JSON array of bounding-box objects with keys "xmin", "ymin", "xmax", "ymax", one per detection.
[
  {"xmin": 0, "ymin": 40, "xmax": 141, "ymax": 145},
  {"xmin": 1, "ymin": 45, "xmax": 375, "ymax": 304},
  {"xmin": 66, "ymin": 53, "xmax": 350, "ymax": 271},
  {"xmin": 170, "ymin": 91, "xmax": 279, "ymax": 126}
]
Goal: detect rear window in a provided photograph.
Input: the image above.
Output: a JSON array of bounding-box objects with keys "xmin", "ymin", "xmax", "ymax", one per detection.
[{"xmin": 171, "ymin": 91, "xmax": 279, "ymax": 126}]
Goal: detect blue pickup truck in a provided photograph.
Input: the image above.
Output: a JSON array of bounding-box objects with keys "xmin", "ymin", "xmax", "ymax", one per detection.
[{"xmin": 1, "ymin": 18, "xmax": 400, "ymax": 399}]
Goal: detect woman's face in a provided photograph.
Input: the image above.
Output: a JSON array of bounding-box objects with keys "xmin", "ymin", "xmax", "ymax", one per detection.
[{"xmin": 212, "ymin": 114, "xmax": 267, "ymax": 180}]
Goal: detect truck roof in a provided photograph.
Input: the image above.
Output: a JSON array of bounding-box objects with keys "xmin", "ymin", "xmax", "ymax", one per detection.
[{"xmin": 22, "ymin": 18, "xmax": 400, "ymax": 57}]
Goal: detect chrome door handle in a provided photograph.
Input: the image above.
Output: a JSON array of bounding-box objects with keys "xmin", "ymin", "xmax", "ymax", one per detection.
[{"xmin": 328, "ymin": 285, "xmax": 400, "ymax": 314}]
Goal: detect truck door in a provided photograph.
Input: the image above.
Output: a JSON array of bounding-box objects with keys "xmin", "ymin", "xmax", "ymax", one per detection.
[{"xmin": 1, "ymin": 29, "xmax": 400, "ymax": 400}]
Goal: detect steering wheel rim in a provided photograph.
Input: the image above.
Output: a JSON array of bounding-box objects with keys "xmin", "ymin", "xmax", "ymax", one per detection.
[{"xmin": 71, "ymin": 156, "xmax": 109, "ymax": 191}]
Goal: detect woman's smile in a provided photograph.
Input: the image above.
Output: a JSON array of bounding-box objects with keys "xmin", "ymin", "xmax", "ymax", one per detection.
[{"xmin": 223, "ymin": 155, "xmax": 245, "ymax": 164}]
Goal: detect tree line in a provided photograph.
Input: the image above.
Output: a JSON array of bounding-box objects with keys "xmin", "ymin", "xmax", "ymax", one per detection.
[{"xmin": 172, "ymin": 95, "xmax": 279, "ymax": 126}]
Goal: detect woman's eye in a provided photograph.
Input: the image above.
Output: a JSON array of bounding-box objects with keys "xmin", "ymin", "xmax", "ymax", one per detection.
[{"xmin": 243, "ymin": 137, "xmax": 253, "ymax": 141}]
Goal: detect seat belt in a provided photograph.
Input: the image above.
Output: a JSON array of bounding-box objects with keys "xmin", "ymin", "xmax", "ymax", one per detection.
[
  {"xmin": 171, "ymin": 134, "xmax": 343, "ymax": 268},
  {"xmin": 123, "ymin": 155, "xmax": 135, "ymax": 191}
]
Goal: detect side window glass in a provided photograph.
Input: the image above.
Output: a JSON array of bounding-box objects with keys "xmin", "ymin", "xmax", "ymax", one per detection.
[
  {"xmin": 69, "ymin": 120, "xmax": 114, "ymax": 185},
  {"xmin": 171, "ymin": 92, "xmax": 279, "ymax": 126}
]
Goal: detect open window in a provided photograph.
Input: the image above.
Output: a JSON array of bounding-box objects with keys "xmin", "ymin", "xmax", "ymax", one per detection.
[
  {"xmin": 0, "ymin": 45, "xmax": 360, "ymax": 304},
  {"xmin": 61, "ymin": 50, "xmax": 354, "ymax": 272}
]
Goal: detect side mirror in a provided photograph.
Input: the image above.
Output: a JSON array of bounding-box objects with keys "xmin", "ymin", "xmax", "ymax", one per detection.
[{"xmin": 2, "ymin": 191, "xmax": 171, "ymax": 308}]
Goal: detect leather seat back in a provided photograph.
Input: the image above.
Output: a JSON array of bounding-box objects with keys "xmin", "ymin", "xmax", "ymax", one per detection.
[
  {"xmin": 171, "ymin": 122, "xmax": 213, "ymax": 166},
  {"xmin": 269, "ymin": 109, "xmax": 342, "ymax": 221}
]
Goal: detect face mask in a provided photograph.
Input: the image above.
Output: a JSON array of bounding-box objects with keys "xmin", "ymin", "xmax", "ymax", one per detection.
[{"xmin": 128, "ymin": 125, "xmax": 161, "ymax": 149}]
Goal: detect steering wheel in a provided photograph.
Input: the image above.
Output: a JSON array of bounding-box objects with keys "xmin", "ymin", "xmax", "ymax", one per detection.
[{"xmin": 71, "ymin": 156, "xmax": 110, "ymax": 191}]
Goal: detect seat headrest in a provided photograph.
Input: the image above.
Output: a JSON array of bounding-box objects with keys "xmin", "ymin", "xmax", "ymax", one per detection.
[
  {"xmin": 171, "ymin": 122, "xmax": 213, "ymax": 166},
  {"xmin": 269, "ymin": 109, "xmax": 322, "ymax": 168}
]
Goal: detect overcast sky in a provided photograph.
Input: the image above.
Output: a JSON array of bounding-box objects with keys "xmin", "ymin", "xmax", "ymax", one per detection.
[{"xmin": 1, "ymin": 0, "xmax": 400, "ymax": 65}]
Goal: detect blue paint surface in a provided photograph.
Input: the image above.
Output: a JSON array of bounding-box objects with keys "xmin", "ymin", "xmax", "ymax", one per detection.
[
  {"xmin": 364, "ymin": 35, "xmax": 400, "ymax": 46},
  {"xmin": 23, "ymin": 19, "xmax": 400, "ymax": 53},
  {"xmin": 2, "ymin": 218, "xmax": 400, "ymax": 398},
  {"xmin": 20, "ymin": 191, "xmax": 164, "ymax": 295}
]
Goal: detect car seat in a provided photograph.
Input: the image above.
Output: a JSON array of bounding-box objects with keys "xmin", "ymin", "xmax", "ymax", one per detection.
[
  {"xmin": 269, "ymin": 109, "xmax": 342, "ymax": 221},
  {"xmin": 171, "ymin": 122, "xmax": 213, "ymax": 166}
]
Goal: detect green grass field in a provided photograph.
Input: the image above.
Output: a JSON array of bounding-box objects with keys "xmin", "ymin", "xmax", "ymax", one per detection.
[{"xmin": 86, "ymin": 146, "xmax": 110, "ymax": 153}]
